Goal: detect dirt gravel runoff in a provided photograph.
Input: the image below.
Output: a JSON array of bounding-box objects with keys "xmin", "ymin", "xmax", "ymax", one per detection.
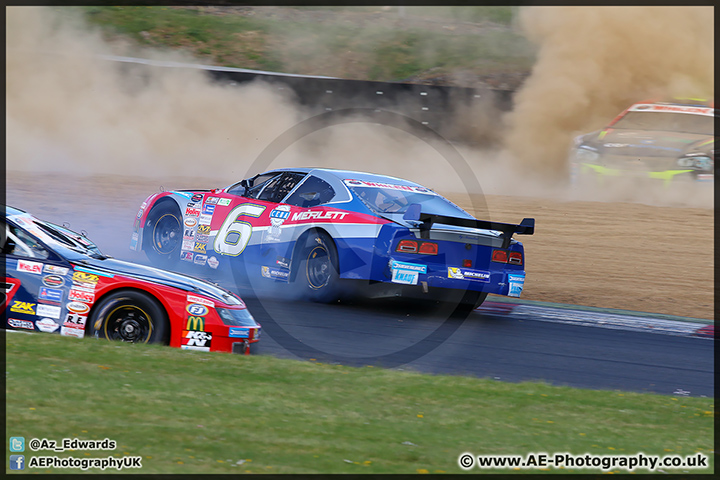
[{"xmin": 5, "ymin": 172, "xmax": 713, "ymax": 320}]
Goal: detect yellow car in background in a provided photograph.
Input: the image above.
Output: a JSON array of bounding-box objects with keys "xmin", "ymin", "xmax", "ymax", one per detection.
[{"xmin": 570, "ymin": 98, "xmax": 714, "ymax": 187}]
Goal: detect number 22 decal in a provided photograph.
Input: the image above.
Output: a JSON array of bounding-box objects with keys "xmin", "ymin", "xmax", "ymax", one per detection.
[{"xmin": 213, "ymin": 204, "xmax": 266, "ymax": 256}]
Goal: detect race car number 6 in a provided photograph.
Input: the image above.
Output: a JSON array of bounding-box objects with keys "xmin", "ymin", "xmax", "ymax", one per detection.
[{"xmin": 213, "ymin": 204, "xmax": 266, "ymax": 256}]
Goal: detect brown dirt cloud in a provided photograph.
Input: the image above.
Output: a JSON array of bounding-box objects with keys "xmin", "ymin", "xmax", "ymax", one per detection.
[{"xmin": 503, "ymin": 6, "xmax": 714, "ymax": 180}]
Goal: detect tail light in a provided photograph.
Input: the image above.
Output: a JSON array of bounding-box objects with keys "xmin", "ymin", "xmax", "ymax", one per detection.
[
  {"xmin": 492, "ymin": 249, "xmax": 523, "ymax": 266},
  {"xmin": 418, "ymin": 242, "xmax": 438, "ymax": 255},
  {"xmin": 508, "ymin": 251, "xmax": 523, "ymax": 265},
  {"xmin": 396, "ymin": 240, "xmax": 438, "ymax": 255},
  {"xmin": 396, "ymin": 240, "xmax": 418, "ymax": 253},
  {"xmin": 491, "ymin": 250, "xmax": 508, "ymax": 263}
]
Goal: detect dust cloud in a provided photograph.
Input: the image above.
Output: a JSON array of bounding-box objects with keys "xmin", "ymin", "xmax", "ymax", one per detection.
[
  {"xmin": 503, "ymin": 6, "xmax": 714, "ymax": 182},
  {"xmin": 6, "ymin": 6, "xmax": 714, "ymax": 213},
  {"xmin": 6, "ymin": 7, "xmax": 303, "ymax": 182}
]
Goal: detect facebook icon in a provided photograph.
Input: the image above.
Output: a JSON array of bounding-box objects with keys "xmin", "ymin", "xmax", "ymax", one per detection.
[{"xmin": 10, "ymin": 455, "xmax": 25, "ymax": 470}]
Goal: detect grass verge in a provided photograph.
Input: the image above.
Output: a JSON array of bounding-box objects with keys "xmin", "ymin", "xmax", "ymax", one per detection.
[
  {"xmin": 5, "ymin": 332, "xmax": 714, "ymax": 474},
  {"xmin": 74, "ymin": 6, "xmax": 534, "ymax": 83}
]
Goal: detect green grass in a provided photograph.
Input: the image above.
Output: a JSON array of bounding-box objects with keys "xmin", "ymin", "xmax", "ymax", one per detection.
[
  {"xmin": 73, "ymin": 6, "xmax": 534, "ymax": 82},
  {"xmin": 5, "ymin": 332, "xmax": 714, "ymax": 474}
]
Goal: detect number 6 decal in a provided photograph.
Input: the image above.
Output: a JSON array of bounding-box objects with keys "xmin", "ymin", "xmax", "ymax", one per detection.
[{"xmin": 214, "ymin": 204, "xmax": 266, "ymax": 256}]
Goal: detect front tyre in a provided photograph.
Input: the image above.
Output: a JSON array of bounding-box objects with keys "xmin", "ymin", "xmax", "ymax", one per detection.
[
  {"xmin": 295, "ymin": 231, "xmax": 341, "ymax": 303},
  {"xmin": 89, "ymin": 290, "xmax": 169, "ymax": 344},
  {"xmin": 144, "ymin": 202, "xmax": 182, "ymax": 269}
]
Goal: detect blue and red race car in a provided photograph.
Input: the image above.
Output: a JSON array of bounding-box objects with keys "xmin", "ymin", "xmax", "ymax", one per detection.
[
  {"xmin": 131, "ymin": 168, "xmax": 535, "ymax": 309},
  {"xmin": 3, "ymin": 206, "xmax": 260, "ymax": 354}
]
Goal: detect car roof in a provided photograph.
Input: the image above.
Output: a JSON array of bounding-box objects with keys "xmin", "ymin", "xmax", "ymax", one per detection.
[
  {"xmin": 634, "ymin": 98, "xmax": 715, "ymax": 109},
  {"xmin": 260, "ymin": 168, "xmax": 425, "ymax": 187}
]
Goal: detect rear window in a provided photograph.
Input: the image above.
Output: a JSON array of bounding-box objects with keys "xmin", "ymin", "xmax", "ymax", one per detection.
[{"xmin": 344, "ymin": 179, "xmax": 471, "ymax": 217}]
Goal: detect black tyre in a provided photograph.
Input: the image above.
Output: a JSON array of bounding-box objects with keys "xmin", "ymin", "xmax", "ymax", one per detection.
[
  {"xmin": 456, "ymin": 290, "xmax": 488, "ymax": 312},
  {"xmin": 144, "ymin": 202, "xmax": 182, "ymax": 269},
  {"xmin": 294, "ymin": 230, "xmax": 341, "ymax": 303},
  {"xmin": 89, "ymin": 290, "xmax": 169, "ymax": 344}
]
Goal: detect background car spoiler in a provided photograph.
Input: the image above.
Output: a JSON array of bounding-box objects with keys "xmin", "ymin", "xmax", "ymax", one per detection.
[{"xmin": 403, "ymin": 204, "xmax": 535, "ymax": 249}]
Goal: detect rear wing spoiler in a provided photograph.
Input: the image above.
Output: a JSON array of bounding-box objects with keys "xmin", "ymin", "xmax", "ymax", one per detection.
[{"xmin": 404, "ymin": 206, "xmax": 534, "ymax": 249}]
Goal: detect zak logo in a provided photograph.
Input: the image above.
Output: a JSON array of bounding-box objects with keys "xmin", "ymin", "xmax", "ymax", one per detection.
[
  {"xmin": 193, "ymin": 242, "xmax": 207, "ymax": 253},
  {"xmin": 11, "ymin": 301, "xmax": 36, "ymax": 315}
]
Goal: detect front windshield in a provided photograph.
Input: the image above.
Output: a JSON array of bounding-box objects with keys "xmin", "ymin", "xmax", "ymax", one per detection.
[
  {"xmin": 345, "ymin": 180, "xmax": 471, "ymax": 218},
  {"xmin": 613, "ymin": 111, "xmax": 714, "ymax": 135}
]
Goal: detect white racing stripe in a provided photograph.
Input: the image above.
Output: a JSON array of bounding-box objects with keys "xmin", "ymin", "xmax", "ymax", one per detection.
[{"xmin": 510, "ymin": 305, "xmax": 711, "ymax": 338}]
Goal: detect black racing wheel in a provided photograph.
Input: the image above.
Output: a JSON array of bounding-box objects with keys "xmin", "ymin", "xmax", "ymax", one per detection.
[
  {"xmin": 454, "ymin": 290, "xmax": 488, "ymax": 315},
  {"xmin": 89, "ymin": 290, "xmax": 169, "ymax": 344},
  {"xmin": 294, "ymin": 230, "xmax": 341, "ymax": 303},
  {"xmin": 144, "ymin": 202, "xmax": 182, "ymax": 269}
]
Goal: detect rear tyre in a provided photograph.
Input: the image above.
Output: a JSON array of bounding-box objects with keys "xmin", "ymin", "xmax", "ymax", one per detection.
[
  {"xmin": 89, "ymin": 290, "xmax": 169, "ymax": 344},
  {"xmin": 294, "ymin": 231, "xmax": 341, "ymax": 303},
  {"xmin": 144, "ymin": 202, "xmax": 182, "ymax": 269},
  {"xmin": 444, "ymin": 290, "xmax": 488, "ymax": 317},
  {"xmin": 458, "ymin": 290, "xmax": 488, "ymax": 310}
]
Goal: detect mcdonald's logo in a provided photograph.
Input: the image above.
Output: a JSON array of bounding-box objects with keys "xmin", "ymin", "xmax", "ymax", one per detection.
[{"xmin": 186, "ymin": 316, "xmax": 205, "ymax": 332}]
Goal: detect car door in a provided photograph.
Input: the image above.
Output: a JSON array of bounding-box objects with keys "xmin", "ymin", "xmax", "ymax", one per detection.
[
  {"xmin": 2, "ymin": 219, "xmax": 73, "ymax": 334},
  {"xmin": 187, "ymin": 173, "xmax": 307, "ymax": 272}
]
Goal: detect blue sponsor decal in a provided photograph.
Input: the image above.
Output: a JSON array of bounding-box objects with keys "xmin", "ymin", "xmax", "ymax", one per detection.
[
  {"xmin": 38, "ymin": 287, "xmax": 63, "ymax": 303},
  {"xmin": 390, "ymin": 260, "xmax": 427, "ymax": 273},
  {"xmin": 270, "ymin": 207, "xmax": 290, "ymax": 220},
  {"xmin": 202, "ymin": 204, "xmax": 215, "ymax": 215},
  {"xmin": 508, "ymin": 274, "xmax": 525, "ymax": 297},
  {"xmin": 228, "ymin": 327, "xmax": 250, "ymax": 338},
  {"xmin": 129, "ymin": 232, "xmax": 139, "ymax": 250},
  {"xmin": 392, "ymin": 269, "xmax": 418, "ymax": 285},
  {"xmin": 174, "ymin": 192, "xmax": 193, "ymax": 199}
]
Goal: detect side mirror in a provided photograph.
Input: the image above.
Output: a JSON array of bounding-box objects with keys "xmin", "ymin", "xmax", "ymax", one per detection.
[{"xmin": 240, "ymin": 179, "xmax": 249, "ymax": 188}]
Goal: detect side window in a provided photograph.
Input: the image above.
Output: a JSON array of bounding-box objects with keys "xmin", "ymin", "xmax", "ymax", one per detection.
[
  {"xmin": 243, "ymin": 173, "xmax": 282, "ymax": 199},
  {"xmin": 285, "ymin": 176, "xmax": 336, "ymax": 208},
  {"xmin": 256, "ymin": 173, "xmax": 306, "ymax": 204},
  {"xmin": 3, "ymin": 222, "xmax": 50, "ymax": 259}
]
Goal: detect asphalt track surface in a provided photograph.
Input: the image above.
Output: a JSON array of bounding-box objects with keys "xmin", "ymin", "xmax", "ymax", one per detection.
[
  {"xmin": 239, "ymin": 294, "xmax": 714, "ymax": 398},
  {"xmin": 185, "ymin": 266, "xmax": 714, "ymax": 398}
]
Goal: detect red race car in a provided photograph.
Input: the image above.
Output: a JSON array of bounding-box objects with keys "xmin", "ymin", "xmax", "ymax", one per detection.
[{"xmin": 3, "ymin": 205, "xmax": 260, "ymax": 354}]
